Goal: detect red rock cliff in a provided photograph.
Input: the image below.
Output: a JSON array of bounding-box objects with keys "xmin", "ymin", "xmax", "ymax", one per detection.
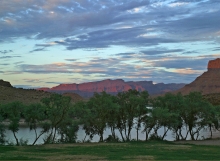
[
  {"xmin": 176, "ymin": 58, "xmax": 220, "ymax": 95},
  {"xmin": 38, "ymin": 79, "xmax": 185, "ymax": 97},
  {"xmin": 208, "ymin": 58, "xmax": 220, "ymax": 70}
]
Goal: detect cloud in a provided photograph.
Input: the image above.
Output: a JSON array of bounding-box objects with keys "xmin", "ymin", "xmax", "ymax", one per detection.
[
  {"xmin": 0, "ymin": 50, "xmax": 13, "ymax": 54},
  {"xmin": 140, "ymin": 49, "xmax": 184, "ymax": 55},
  {"xmin": 0, "ymin": 63, "xmax": 9, "ymax": 66},
  {"xmin": 29, "ymin": 48, "xmax": 46, "ymax": 53},
  {"xmin": 12, "ymin": 53, "xmax": 219, "ymax": 84},
  {"xmin": 0, "ymin": 0, "xmax": 219, "ymax": 49},
  {"xmin": 212, "ymin": 47, "xmax": 220, "ymax": 51},
  {"xmin": 0, "ymin": 56, "xmax": 21, "ymax": 59},
  {"xmin": 1, "ymin": 0, "xmax": 220, "ymax": 85},
  {"xmin": 14, "ymin": 85, "xmax": 41, "ymax": 89},
  {"xmin": 65, "ymin": 59, "xmax": 78, "ymax": 62},
  {"xmin": 14, "ymin": 61, "xmax": 24, "ymax": 64},
  {"xmin": 151, "ymin": 55, "xmax": 220, "ymax": 70}
]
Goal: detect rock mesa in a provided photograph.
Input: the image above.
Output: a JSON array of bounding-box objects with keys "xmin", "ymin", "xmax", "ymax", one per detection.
[
  {"xmin": 38, "ymin": 79, "xmax": 185, "ymax": 98},
  {"xmin": 208, "ymin": 58, "xmax": 220, "ymax": 70}
]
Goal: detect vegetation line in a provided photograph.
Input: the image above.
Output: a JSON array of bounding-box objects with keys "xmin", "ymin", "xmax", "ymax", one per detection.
[{"xmin": 0, "ymin": 90, "xmax": 220, "ymax": 146}]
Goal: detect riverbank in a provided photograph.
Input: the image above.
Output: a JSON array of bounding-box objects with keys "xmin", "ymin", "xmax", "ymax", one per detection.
[{"xmin": 175, "ymin": 139, "xmax": 220, "ymax": 146}]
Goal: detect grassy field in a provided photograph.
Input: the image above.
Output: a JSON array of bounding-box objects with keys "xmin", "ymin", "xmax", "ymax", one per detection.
[{"xmin": 0, "ymin": 141, "xmax": 220, "ymax": 160}]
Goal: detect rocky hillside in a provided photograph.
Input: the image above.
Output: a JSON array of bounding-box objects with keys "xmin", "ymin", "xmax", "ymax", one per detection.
[
  {"xmin": 0, "ymin": 79, "xmax": 12, "ymax": 87},
  {"xmin": 38, "ymin": 79, "xmax": 185, "ymax": 98},
  {"xmin": 0, "ymin": 80, "xmax": 83, "ymax": 104},
  {"xmin": 175, "ymin": 58, "xmax": 220, "ymax": 95},
  {"xmin": 203, "ymin": 93, "xmax": 220, "ymax": 106}
]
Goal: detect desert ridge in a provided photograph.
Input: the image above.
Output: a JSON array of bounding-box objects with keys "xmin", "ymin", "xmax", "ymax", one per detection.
[{"xmin": 175, "ymin": 58, "xmax": 220, "ymax": 95}]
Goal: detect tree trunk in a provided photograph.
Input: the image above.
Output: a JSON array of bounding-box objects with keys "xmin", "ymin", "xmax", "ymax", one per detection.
[
  {"xmin": 189, "ymin": 129, "xmax": 195, "ymax": 140},
  {"xmin": 162, "ymin": 127, "xmax": 169, "ymax": 140},
  {"xmin": 178, "ymin": 128, "xmax": 184, "ymax": 140},
  {"xmin": 184, "ymin": 130, "xmax": 189, "ymax": 140},
  {"xmin": 13, "ymin": 131, "xmax": 19, "ymax": 146},
  {"xmin": 110, "ymin": 127, "xmax": 116, "ymax": 139},
  {"xmin": 124, "ymin": 126, "xmax": 127, "ymax": 140},
  {"xmin": 127, "ymin": 122, "xmax": 133, "ymax": 141},
  {"xmin": 52, "ymin": 127, "xmax": 57, "ymax": 143},
  {"xmin": 174, "ymin": 129, "xmax": 179, "ymax": 141},
  {"xmin": 99, "ymin": 131, "xmax": 103, "ymax": 142},
  {"xmin": 209, "ymin": 125, "xmax": 212, "ymax": 139},
  {"xmin": 119, "ymin": 129, "xmax": 125, "ymax": 142},
  {"xmin": 44, "ymin": 128, "xmax": 53, "ymax": 144},
  {"xmin": 32, "ymin": 128, "xmax": 45, "ymax": 145},
  {"xmin": 145, "ymin": 127, "xmax": 153, "ymax": 141},
  {"xmin": 136, "ymin": 121, "xmax": 141, "ymax": 141},
  {"xmin": 83, "ymin": 134, "xmax": 87, "ymax": 143},
  {"xmin": 145, "ymin": 131, "xmax": 148, "ymax": 141}
]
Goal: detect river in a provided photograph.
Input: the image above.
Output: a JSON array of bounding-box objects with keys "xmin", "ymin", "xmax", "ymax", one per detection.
[{"xmin": 4, "ymin": 125, "xmax": 220, "ymax": 145}]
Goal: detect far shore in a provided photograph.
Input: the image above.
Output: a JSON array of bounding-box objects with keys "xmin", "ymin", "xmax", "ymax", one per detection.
[{"xmin": 175, "ymin": 139, "xmax": 220, "ymax": 145}]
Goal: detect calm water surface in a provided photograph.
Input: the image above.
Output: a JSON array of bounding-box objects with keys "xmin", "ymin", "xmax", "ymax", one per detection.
[{"xmin": 5, "ymin": 125, "xmax": 220, "ymax": 145}]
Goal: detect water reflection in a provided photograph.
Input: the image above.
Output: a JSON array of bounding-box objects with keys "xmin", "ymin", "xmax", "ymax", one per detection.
[{"xmin": 5, "ymin": 125, "xmax": 219, "ymax": 145}]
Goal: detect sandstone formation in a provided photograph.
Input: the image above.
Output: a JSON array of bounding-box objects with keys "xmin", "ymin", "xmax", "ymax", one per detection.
[
  {"xmin": 38, "ymin": 79, "xmax": 185, "ymax": 98},
  {"xmin": 175, "ymin": 58, "xmax": 220, "ymax": 95},
  {"xmin": 208, "ymin": 58, "xmax": 220, "ymax": 70}
]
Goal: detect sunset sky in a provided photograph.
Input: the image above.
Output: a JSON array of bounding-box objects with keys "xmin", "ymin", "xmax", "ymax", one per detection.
[{"xmin": 0, "ymin": 0, "xmax": 220, "ymax": 88}]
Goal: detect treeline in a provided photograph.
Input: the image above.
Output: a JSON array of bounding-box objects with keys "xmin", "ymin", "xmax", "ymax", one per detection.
[{"xmin": 0, "ymin": 90, "xmax": 220, "ymax": 146}]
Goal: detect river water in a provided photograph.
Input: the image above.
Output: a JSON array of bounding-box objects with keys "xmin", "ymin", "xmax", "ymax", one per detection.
[{"xmin": 4, "ymin": 125, "xmax": 220, "ymax": 145}]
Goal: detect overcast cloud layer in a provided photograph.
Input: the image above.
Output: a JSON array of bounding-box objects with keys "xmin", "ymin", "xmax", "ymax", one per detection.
[{"xmin": 0, "ymin": 0, "xmax": 220, "ymax": 88}]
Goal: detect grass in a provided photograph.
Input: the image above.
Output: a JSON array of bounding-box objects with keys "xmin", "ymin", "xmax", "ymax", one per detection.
[{"xmin": 1, "ymin": 141, "xmax": 220, "ymax": 160}]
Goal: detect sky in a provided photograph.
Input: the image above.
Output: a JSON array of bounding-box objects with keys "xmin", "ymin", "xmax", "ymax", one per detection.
[{"xmin": 0, "ymin": 0, "xmax": 220, "ymax": 88}]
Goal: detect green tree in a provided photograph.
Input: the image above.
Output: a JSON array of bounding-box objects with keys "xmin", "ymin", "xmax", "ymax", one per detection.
[
  {"xmin": 2, "ymin": 101, "xmax": 24, "ymax": 146},
  {"xmin": 57, "ymin": 104, "xmax": 79, "ymax": 143},
  {"xmin": 152, "ymin": 93, "xmax": 184, "ymax": 140},
  {"xmin": 74, "ymin": 101, "xmax": 93, "ymax": 142},
  {"xmin": 116, "ymin": 89, "xmax": 149, "ymax": 141},
  {"xmin": 142, "ymin": 105, "xmax": 155, "ymax": 141},
  {"xmin": 134, "ymin": 91, "xmax": 149, "ymax": 141},
  {"xmin": 0, "ymin": 104, "xmax": 6, "ymax": 145},
  {"xmin": 105, "ymin": 95, "xmax": 119, "ymax": 140},
  {"xmin": 183, "ymin": 92, "xmax": 213, "ymax": 140},
  {"xmin": 41, "ymin": 94, "xmax": 71, "ymax": 144},
  {"xmin": 85, "ymin": 91, "xmax": 116, "ymax": 142},
  {"xmin": 0, "ymin": 117, "xmax": 6, "ymax": 144},
  {"xmin": 24, "ymin": 103, "xmax": 49, "ymax": 145}
]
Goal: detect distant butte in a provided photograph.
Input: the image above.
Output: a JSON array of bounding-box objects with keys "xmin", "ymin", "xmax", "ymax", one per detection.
[
  {"xmin": 38, "ymin": 79, "xmax": 185, "ymax": 98},
  {"xmin": 175, "ymin": 58, "xmax": 220, "ymax": 95}
]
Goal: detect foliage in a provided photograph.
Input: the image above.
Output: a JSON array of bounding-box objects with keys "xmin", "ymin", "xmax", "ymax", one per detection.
[
  {"xmin": 1, "ymin": 101, "xmax": 24, "ymax": 146},
  {"xmin": 104, "ymin": 135, "xmax": 121, "ymax": 142},
  {"xmin": 116, "ymin": 89, "xmax": 149, "ymax": 141},
  {"xmin": 0, "ymin": 115, "xmax": 6, "ymax": 145},
  {"xmin": 0, "ymin": 90, "xmax": 220, "ymax": 146},
  {"xmin": 81, "ymin": 91, "xmax": 118, "ymax": 142},
  {"xmin": 24, "ymin": 103, "xmax": 49, "ymax": 145},
  {"xmin": 41, "ymin": 94, "xmax": 77, "ymax": 144}
]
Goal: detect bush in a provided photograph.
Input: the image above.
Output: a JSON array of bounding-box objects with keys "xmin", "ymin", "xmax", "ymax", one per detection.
[
  {"xmin": 19, "ymin": 138, "xmax": 28, "ymax": 146},
  {"xmin": 149, "ymin": 134, "xmax": 163, "ymax": 141},
  {"xmin": 104, "ymin": 135, "xmax": 121, "ymax": 142}
]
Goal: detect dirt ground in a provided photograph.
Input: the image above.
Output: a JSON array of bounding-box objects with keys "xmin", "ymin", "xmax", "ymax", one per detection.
[{"xmin": 175, "ymin": 139, "xmax": 220, "ymax": 146}]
